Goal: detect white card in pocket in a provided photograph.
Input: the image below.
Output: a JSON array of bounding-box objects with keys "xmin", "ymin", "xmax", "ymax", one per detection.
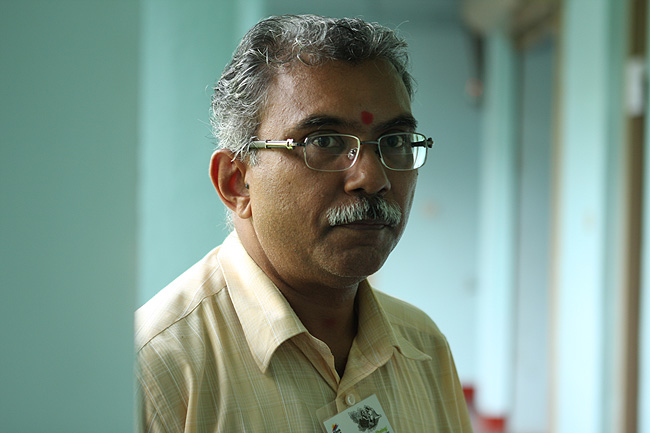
[{"xmin": 322, "ymin": 394, "xmax": 396, "ymax": 433}]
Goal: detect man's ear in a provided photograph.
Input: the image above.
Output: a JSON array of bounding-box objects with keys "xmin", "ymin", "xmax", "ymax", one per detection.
[{"xmin": 209, "ymin": 150, "xmax": 252, "ymax": 219}]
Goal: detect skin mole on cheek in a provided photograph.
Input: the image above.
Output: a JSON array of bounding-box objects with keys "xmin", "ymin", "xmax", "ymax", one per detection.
[{"xmin": 361, "ymin": 111, "xmax": 373, "ymax": 125}]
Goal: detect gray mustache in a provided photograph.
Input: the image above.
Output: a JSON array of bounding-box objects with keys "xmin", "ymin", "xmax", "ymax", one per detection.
[{"xmin": 327, "ymin": 196, "xmax": 402, "ymax": 227}]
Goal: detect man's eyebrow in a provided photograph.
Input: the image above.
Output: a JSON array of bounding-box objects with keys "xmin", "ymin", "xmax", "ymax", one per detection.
[
  {"xmin": 294, "ymin": 113, "xmax": 418, "ymax": 132},
  {"xmin": 294, "ymin": 115, "xmax": 352, "ymax": 130},
  {"xmin": 374, "ymin": 114, "xmax": 418, "ymax": 132}
]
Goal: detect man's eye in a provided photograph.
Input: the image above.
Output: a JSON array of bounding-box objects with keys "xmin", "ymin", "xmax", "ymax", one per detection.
[
  {"xmin": 309, "ymin": 135, "xmax": 345, "ymax": 149},
  {"xmin": 383, "ymin": 134, "xmax": 407, "ymax": 148}
]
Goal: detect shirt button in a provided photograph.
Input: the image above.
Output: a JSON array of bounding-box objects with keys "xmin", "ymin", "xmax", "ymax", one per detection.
[{"xmin": 345, "ymin": 394, "xmax": 356, "ymax": 406}]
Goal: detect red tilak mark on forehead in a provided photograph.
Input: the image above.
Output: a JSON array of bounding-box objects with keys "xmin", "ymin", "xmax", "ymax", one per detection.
[{"xmin": 361, "ymin": 111, "xmax": 374, "ymax": 125}]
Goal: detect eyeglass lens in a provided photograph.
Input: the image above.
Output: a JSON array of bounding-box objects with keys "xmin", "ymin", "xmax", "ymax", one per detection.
[{"xmin": 303, "ymin": 133, "xmax": 427, "ymax": 171}]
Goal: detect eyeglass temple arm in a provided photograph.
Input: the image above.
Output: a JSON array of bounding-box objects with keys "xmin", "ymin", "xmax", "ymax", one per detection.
[
  {"xmin": 412, "ymin": 137, "xmax": 434, "ymax": 148},
  {"xmin": 231, "ymin": 139, "xmax": 300, "ymax": 163},
  {"xmin": 249, "ymin": 139, "xmax": 299, "ymax": 149}
]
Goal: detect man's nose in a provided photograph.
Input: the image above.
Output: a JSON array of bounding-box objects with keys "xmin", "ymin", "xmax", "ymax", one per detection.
[{"xmin": 343, "ymin": 145, "xmax": 391, "ymax": 196}]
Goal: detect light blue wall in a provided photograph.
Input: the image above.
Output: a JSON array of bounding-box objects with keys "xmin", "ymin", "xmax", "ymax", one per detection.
[
  {"xmin": 0, "ymin": 1, "xmax": 137, "ymax": 430},
  {"xmin": 138, "ymin": 0, "xmax": 243, "ymax": 305},
  {"xmin": 475, "ymin": 29, "xmax": 518, "ymax": 417},
  {"xmin": 377, "ymin": 21, "xmax": 480, "ymax": 384},
  {"xmin": 553, "ymin": 0, "xmax": 628, "ymax": 432}
]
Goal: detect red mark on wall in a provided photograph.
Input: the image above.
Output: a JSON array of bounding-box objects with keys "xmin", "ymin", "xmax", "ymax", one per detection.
[{"xmin": 361, "ymin": 111, "xmax": 374, "ymax": 125}]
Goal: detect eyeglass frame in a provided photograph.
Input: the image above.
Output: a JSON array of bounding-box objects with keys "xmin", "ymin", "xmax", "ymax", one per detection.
[{"xmin": 244, "ymin": 132, "xmax": 434, "ymax": 172}]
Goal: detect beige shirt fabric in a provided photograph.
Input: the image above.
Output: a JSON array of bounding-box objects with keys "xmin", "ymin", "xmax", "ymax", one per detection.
[{"xmin": 136, "ymin": 232, "xmax": 472, "ymax": 432}]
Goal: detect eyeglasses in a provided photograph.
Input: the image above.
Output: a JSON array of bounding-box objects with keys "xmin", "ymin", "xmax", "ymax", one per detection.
[{"xmin": 248, "ymin": 132, "xmax": 434, "ymax": 172}]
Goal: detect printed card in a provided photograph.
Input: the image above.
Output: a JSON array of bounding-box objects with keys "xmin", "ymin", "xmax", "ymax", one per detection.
[{"xmin": 322, "ymin": 394, "xmax": 396, "ymax": 433}]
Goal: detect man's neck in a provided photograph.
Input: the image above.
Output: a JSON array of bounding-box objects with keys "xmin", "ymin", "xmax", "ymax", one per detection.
[
  {"xmin": 235, "ymin": 223, "xmax": 363, "ymax": 376},
  {"xmin": 280, "ymin": 284, "xmax": 359, "ymax": 377}
]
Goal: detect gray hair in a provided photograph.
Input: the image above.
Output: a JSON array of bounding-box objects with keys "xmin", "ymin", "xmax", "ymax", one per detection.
[{"xmin": 210, "ymin": 14, "xmax": 414, "ymax": 159}]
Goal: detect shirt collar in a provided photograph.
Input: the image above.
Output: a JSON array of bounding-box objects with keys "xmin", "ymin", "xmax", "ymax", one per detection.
[
  {"xmin": 218, "ymin": 232, "xmax": 430, "ymax": 374},
  {"xmin": 218, "ymin": 232, "xmax": 307, "ymax": 374},
  {"xmin": 356, "ymin": 280, "xmax": 431, "ymax": 364}
]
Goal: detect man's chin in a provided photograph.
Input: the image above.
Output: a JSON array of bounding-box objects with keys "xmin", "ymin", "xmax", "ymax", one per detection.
[
  {"xmin": 313, "ymin": 232, "xmax": 400, "ymax": 284},
  {"xmin": 324, "ymin": 253, "xmax": 388, "ymax": 282}
]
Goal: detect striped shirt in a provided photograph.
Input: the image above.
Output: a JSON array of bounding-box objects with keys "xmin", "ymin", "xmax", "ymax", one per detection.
[{"xmin": 136, "ymin": 232, "xmax": 472, "ymax": 432}]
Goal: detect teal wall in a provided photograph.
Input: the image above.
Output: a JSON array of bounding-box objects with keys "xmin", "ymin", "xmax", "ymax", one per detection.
[
  {"xmin": 0, "ymin": 1, "xmax": 137, "ymax": 431},
  {"xmin": 475, "ymin": 29, "xmax": 518, "ymax": 417},
  {"xmin": 137, "ymin": 0, "xmax": 242, "ymax": 306},
  {"xmin": 553, "ymin": 0, "xmax": 628, "ymax": 432},
  {"xmin": 377, "ymin": 20, "xmax": 481, "ymax": 384}
]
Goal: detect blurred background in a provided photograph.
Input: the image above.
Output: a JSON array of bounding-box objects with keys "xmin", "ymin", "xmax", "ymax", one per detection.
[{"xmin": 1, "ymin": 0, "xmax": 649, "ymax": 431}]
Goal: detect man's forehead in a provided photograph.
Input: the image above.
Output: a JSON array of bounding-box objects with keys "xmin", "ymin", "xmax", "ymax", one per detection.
[
  {"xmin": 277, "ymin": 57, "xmax": 399, "ymax": 83},
  {"xmin": 258, "ymin": 58, "xmax": 412, "ymax": 138}
]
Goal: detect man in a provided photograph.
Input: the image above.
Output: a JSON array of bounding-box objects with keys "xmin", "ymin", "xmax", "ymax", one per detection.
[{"xmin": 136, "ymin": 14, "xmax": 472, "ymax": 432}]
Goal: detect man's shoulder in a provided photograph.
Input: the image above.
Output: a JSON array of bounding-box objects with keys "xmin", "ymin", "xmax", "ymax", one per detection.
[{"xmin": 135, "ymin": 245, "xmax": 227, "ymax": 352}]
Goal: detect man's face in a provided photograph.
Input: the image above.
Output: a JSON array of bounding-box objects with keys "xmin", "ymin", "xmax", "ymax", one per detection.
[{"xmin": 243, "ymin": 59, "xmax": 418, "ymax": 290}]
